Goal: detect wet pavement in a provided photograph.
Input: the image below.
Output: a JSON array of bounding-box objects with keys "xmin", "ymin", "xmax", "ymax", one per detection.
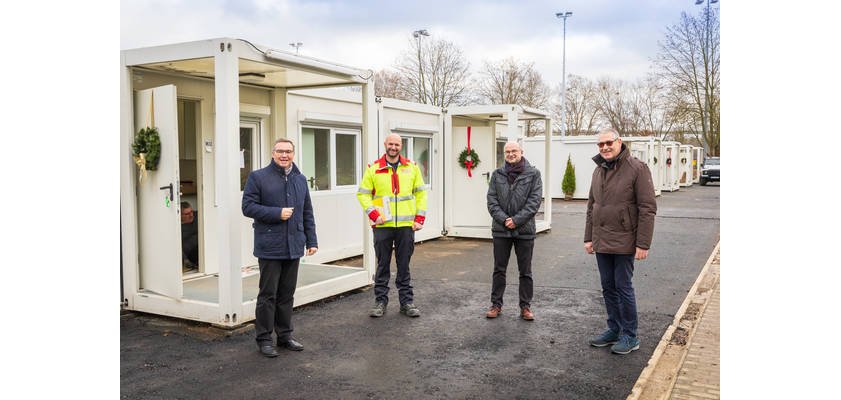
[{"xmin": 121, "ymin": 185, "xmax": 720, "ymax": 399}]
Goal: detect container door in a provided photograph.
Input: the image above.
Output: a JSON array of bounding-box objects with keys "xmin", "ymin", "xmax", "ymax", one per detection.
[
  {"xmin": 451, "ymin": 126, "xmax": 494, "ymax": 227},
  {"xmin": 134, "ymin": 85, "xmax": 183, "ymax": 298}
]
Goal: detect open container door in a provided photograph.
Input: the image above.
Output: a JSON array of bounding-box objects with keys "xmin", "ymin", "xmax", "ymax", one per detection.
[{"xmin": 134, "ymin": 85, "xmax": 183, "ymax": 299}]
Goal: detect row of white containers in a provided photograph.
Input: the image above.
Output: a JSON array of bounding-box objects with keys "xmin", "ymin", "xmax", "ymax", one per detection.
[{"xmin": 523, "ymin": 135, "xmax": 704, "ymax": 199}]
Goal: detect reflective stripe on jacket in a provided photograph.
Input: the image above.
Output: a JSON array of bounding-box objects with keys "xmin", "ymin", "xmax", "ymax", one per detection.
[{"xmin": 357, "ymin": 154, "xmax": 428, "ymax": 228}]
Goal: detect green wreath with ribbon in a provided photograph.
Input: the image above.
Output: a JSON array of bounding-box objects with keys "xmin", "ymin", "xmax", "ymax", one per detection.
[
  {"xmin": 458, "ymin": 147, "xmax": 480, "ymax": 170},
  {"xmin": 132, "ymin": 126, "xmax": 162, "ymax": 171}
]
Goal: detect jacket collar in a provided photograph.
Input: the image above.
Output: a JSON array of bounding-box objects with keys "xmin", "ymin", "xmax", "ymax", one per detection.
[
  {"xmin": 270, "ymin": 160, "xmax": 301, "ymax": 176},
  {"xmin": 375, "ymin": 154, "xmax": 411, "ymax": 170}
]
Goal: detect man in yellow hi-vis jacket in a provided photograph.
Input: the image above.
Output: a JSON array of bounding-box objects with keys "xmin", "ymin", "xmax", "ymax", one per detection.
[{"xmin": 357, "ymin": 133, "xmax": 428, "ymax": 318}]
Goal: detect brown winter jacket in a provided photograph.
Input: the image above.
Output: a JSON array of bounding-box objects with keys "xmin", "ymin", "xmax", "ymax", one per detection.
[{"xmin": 585, "ymin": 144, "xmax": 657, "ymax": 254}]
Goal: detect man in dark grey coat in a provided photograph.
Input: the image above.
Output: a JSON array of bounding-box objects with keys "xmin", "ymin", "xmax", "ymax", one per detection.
[
  {"xmin": 242, "ymin": 138, "xmax": 318, "ymax": 358},
  {"xmin": 585, "ymin": 128, "xmax": 657, "ymax": 355},
  {"xmin": 485, "ymin": 141, "xmax": 543, "ymax": 321}
]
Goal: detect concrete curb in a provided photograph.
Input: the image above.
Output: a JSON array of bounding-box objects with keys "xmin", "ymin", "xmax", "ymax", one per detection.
[{"xmin": 627, "ymin": 241, "xmax": 721, "ymax": 400}]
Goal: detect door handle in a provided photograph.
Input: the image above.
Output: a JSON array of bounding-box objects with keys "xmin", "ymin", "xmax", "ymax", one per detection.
[
  {"xmin": 159, "ymin": 183, "xmax": 174, "ymax": 201},
  {"xmin": 482, "ymin": 172, "xmax": 490, "ymax": 184}
]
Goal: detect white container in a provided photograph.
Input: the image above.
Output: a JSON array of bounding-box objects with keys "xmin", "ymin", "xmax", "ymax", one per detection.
[
  {"xmin": 678, "ymin": 144, "xmax": 693, "ymax": 187},
  {"xmin": 121, "ymin": 38, "xmax": 378, "ymax": 326},
  {"xmin": 661, "ymin": 141, "xmax": 681, "ymax": 192},
  {"xmin": 691, "ymin": 146, "xmax": 703, "ymax": 183}
]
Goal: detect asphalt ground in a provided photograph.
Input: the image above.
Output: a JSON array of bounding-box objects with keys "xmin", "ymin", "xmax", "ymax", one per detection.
[{"xmin": 121, "ymin": 184, "xmax": 720, "ymax": 399}]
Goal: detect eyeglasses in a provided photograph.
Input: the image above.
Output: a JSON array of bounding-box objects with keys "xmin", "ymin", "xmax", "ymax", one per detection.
[
  {"xmin": 597, "ymin": 140, "xmax": 615, "ymax": 148},
  {"xmin": 504, "ymin": 150, "xmax": 521, "ymax": 154},
  {"xmin": 273, "ymin": 149, "xmax": 294, "ymax": 155}
]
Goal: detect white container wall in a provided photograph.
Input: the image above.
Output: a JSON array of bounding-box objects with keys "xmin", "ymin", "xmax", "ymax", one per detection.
[
  {"xmin": 661, "ymin": 141, "xmax": 681, "ymax": 192},
  {"xmin": 524, "ymin": 135, "xmax": 593, "ymax": 200},
  {"xmin": 524, "ymin": 135, "xmax": 662, "ymax": 199},
  {"xmin": 678, "ymin": 144, "xmax": 693, "ymax": 187},
  {"xmin": 629, "ymin": 138, "xmax": 662, "ymax": 197},
  {"xmin": 691, "ymin": 146, "xmax": 703, "ymax": 183}
]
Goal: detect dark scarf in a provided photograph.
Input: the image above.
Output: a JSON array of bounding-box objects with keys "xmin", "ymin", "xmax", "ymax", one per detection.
[{"xmin": 504, "ymin": 157, "xmax": 526, "ymax": 184}]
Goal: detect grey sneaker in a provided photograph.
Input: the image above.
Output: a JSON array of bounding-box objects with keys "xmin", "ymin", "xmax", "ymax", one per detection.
[
  {"xmin": 611, "ymin": 335, "xmax": 640, "ymax": 355},
  {"xmin": 399, "ymin": 303, "xmax": 420, "ymax": 317},
  {"xmin": 369, "ymin": 302, "xmax": 386, "ymax": 318},
  {"xmin": 589, "ymin": 329, "xmax": 620, "ymax": 347}
]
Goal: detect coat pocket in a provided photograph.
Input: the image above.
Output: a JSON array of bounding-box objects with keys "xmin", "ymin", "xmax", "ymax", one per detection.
[
  {"xmin": 620, "ymin": 207, "xmax": 632, "ymax": 231},
  {"xmin": 254, "ymin": 225, "xmax": 287, "ymax": 254}
]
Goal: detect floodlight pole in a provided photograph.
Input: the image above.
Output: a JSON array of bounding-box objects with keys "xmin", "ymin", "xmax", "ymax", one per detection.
[{"xmin": 556, "ymin": 11, "xmax": 572, "ymax": 137}]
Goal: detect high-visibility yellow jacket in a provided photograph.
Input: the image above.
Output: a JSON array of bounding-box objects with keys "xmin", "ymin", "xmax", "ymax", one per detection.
[{"xmin": 357, "ymin": 154, "xmax": 428, "ymax": 228}]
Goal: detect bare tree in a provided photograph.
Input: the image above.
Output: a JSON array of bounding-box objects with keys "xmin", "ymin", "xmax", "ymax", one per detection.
[
  {"xmin": 477, "ymin": 58, "xmax": 549, "ymax": 106},
  {"xmin": 593, "ymin": 78, "xmax": 645, "ymax": 135},
  {"xmin": 655, "ymin": 8, "xmax": 720, "ymax": 155},
  {"xmin": 373, "ymin": 69, "xmax": 409, "ymax": 100},
  {"xmin": 395, "ymin": 36, "xmax": 471, "ymax": 107},
  {"xmin": 556, "ymin": 74, "xmax": 599, "ymax": 135},
  {"xmin": 476, "ymin": 58, "xmax": 550, "ymax": 135}
]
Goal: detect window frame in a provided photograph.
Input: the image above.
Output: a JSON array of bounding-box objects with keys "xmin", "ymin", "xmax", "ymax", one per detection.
[
  {"xmin": 397, "ymin": 133, "xmax": 434, "ymax": 190},
  {"xmin": 299, "ymin": 124, "xmax": 361, "ymax": 192},
  {"xmin": 239, "ymin": 118, "xmax": 262, "ymax": 193}
]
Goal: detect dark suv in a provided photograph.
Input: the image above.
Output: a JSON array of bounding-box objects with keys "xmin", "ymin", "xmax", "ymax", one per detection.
[{"xmin": 700, "ymin": 157, "xmax": 720, "ymax": 186}]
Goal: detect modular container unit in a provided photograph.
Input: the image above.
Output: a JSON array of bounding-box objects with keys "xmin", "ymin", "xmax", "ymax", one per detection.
[
  {"xmin": 121, "ymin": 38, "xmax": 379, "ymax": 326},
  {"xmin": 678, "ymin": 144, "xmax": 693, "ymax": 187},
  {"xmin": 444, "ymin": 105, "xmax": 553, "ymax": 239},
  {"xmin": 661, "ymin": 141, "xmax": 681, "ymax": 192},
  {"xmin": 628, "ymin": 138, "xmax": 662, "ymax": 196},
  {"xmin": 691, "ymin": 146, "xmax": 703, "ymax": 184},
  {"xmin": 284, "ymin": 91, "xmax": 445, "ymax": 264}
]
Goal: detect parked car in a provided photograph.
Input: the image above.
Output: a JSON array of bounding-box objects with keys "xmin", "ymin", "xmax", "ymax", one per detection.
[{"xmin": 700, "ymin": 156, "xmax": 720, "ymax": 185}]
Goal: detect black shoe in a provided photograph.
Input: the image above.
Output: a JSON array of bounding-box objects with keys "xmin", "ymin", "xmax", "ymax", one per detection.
[
  {"xmin": 280, "ymin": 339, "xmax": 304, "ymax": 351},
  {"xmin": 259, "ymin": 344, "xmax": 279, "ymax": 358}
]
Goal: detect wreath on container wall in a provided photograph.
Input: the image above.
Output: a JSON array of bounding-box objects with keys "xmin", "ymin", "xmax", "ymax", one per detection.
[{"xmin": 458, "ymin": 147, "xmax": 480, "ymax": 170}]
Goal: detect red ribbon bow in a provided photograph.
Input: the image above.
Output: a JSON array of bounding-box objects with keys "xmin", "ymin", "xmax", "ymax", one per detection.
[{"xmin": 465, "ymin": 126, "xmax": 473, "ymax": 177}]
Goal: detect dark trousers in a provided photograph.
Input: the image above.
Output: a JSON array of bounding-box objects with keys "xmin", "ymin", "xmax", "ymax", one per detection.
[
  {"xmin": 373, "ymin": 227, "xmax": 415, "ymax": 306},
  {"xmin": 596, "ymin": 253, "xmax": 638, "ymax": 338},
  {"xmin": 491, "ymin": 237, "xmax": 534, "ymax": 309},
  {"xmin": 255, "ymin": 258, "xmax": 300, "ymax": 345}
]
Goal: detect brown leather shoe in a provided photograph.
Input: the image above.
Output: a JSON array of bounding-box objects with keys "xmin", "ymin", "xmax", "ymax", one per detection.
[
  {"xmin": 521, "ymin": 307, "xmax": 535, "ymax": 321},
  {"xmin": 485, "ymin": 305, "xmax": 502, "ymax": 318}
]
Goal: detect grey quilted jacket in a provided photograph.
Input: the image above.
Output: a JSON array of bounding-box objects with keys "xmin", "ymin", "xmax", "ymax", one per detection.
[{"xmin": 486, "ymin": 158, "xmax": 543, "ymax": 239}]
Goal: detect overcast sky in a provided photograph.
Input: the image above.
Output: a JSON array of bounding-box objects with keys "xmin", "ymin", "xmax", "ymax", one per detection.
[{"xmin": 121, "ymin": 0, "xmax": 714, "ymax": 88}]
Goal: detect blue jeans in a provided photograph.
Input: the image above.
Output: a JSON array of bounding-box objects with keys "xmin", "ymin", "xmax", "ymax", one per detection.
[{"xmin": 596, "ymin": 253, "xmax": 638, "ymax": 338}]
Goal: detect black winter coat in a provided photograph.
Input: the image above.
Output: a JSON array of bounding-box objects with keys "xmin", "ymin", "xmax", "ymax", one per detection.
[
  {"xmin": 486, "ymin": 158, "xmax": 543, "ymax": 239},
  {"xmin": 242, "ymin": 162, "xmax": 318, "ymax": 259}
]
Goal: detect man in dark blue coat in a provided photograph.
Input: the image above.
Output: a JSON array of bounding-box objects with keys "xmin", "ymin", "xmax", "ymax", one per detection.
[{"xmin": 242, "ymin": 138, "xmax": 318, "ymax": 358}]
